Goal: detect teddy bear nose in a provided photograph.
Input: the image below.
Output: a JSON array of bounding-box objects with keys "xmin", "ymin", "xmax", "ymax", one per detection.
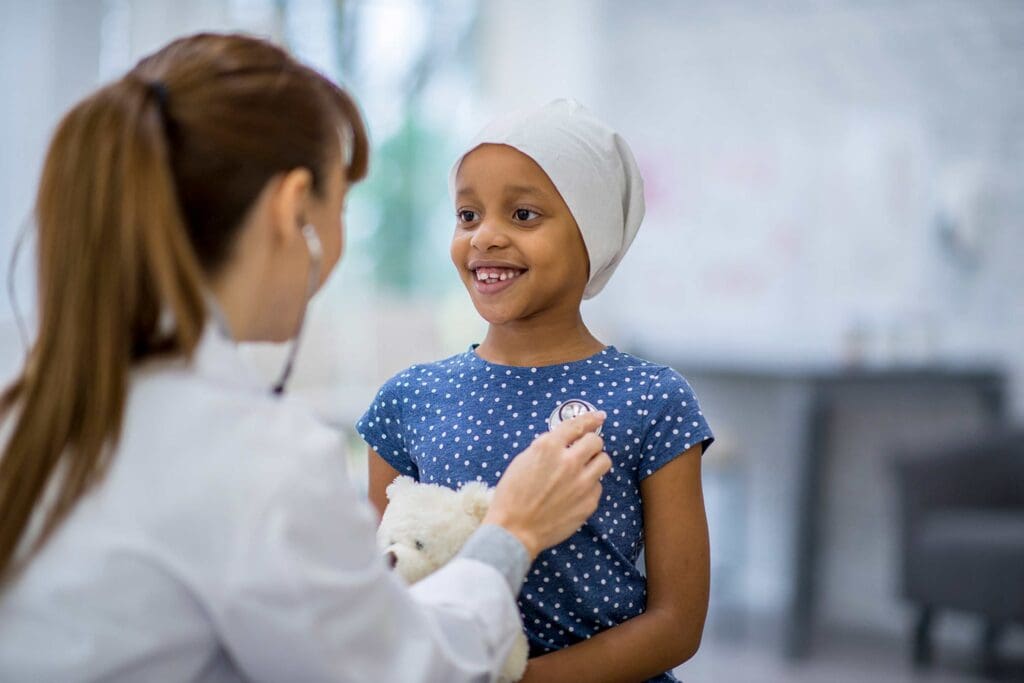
[{"xmin": 385, "ymin": 551, "xmax": 398, "ymax": 569}]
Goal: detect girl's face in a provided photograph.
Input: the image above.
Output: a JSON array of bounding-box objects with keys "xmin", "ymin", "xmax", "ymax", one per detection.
[{"xmin": 451, "ymin": 144, "xmax": 590, "ymax": 325}]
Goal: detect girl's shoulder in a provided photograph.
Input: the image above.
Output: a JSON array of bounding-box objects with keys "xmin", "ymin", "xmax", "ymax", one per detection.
[
  {"xmin": 357, "ymin": 351, "xmax": 475, "ymax": 453},
  {"xmin": 371, "ymin": 350, "xmax": 477, "ymax": 399},
  {"xmin": 599, "ymin": 348, "xmax": 693, "ymax": 388}
]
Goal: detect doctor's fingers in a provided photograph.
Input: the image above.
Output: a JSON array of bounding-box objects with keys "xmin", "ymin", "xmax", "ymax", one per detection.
[
  {"xmin": 588, "ymin": 479, "xmax": 604, "ymax": 506},
  {"xmin": 568, "ymin": 452, "xmax": 611, "ymax": 503},
  {"xmin": 582, "ymin": 451, "xmax": 612, "ymax": 480},
  {"xmin": 564, "ymin": 432, "xmax": 605, "ymax": 465},
  {"xmin": 577, "ymin": 480, "xmax": 604, "ymax": 519},
  {"xmin": 549, "ymin": 410, "xmax": 606, "ymax": 447}
]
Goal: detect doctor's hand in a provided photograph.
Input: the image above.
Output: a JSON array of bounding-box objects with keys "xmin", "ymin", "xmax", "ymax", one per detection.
[{"xmin": 483, "ymin": 411, "xmax": 611, "ymax": 561}]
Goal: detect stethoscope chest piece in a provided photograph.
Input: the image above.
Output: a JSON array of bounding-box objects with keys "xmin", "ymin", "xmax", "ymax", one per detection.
[{"xmin": 546, "ymin": 398, "xmax": 602, "ymax": 435}]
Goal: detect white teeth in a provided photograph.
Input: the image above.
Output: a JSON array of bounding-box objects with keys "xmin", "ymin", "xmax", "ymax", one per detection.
[{"xmin": 474, "ymin": 267, "xmax": 522, "ymax": 284}]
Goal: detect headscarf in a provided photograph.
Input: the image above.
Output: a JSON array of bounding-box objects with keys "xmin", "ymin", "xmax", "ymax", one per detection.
[{"xmin": 448, "ymin": 99, "xmax": 645, "ymax": 299}]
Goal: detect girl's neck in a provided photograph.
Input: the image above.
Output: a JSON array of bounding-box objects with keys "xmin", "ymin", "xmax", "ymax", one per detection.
[{"xmin": 475, "ymin": 312, "xmax": 606, "ymax": 367}]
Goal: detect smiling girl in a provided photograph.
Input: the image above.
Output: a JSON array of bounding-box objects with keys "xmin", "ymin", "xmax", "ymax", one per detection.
[{"xmin": 359, "ymin": 99, "xmax": 713, "ymax": 682}]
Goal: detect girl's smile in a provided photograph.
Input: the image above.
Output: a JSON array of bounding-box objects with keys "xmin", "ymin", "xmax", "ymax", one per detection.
[
  {"xmin": 469, "ymin": 259, "xmax": 528, "ymax": 295},
  {"xmin": 451, "ymin": 143, "xmax": 590, "ymax": 326}
]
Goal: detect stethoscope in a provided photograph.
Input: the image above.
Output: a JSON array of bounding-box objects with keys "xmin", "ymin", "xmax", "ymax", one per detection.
[
  {"xmin": 271, "ymin": 223, "xmax": 322, "ymax": 395},
  {"xmin": 205, "ymin": 222, "xmax": 323, "ymax": 396},
  {"xmin": 8, "ymin": 220, "xmax": 323, "ymax": 397}
]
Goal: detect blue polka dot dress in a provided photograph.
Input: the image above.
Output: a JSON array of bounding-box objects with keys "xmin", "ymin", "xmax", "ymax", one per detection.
[{"xmin": 358, "ymin": 346, "xmax": 713, "ymax": 682}]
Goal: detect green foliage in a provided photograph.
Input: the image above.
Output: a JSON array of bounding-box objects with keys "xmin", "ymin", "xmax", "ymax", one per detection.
[{"xmin": 351, "ymin": 110, "xmax": 451, "ymax": 295}]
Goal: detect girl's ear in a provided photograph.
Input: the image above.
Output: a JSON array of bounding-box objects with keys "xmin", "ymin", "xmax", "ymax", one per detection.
[
  {"xmin": 458, "ymin": 481, "xmax": 493, "ymax": 521},
  {"xmin": 386, "ymin": 475, "xmax": 418, "ymax": 502}
]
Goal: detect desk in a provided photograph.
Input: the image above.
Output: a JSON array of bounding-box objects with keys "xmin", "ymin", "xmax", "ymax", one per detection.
[{"xmin": 672, "ymin": 363, "xmax": 1006, "ymax": 659}]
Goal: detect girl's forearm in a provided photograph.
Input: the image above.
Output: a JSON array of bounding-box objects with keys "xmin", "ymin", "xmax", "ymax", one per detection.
[{"xmin": 520, "ymin": 608, "xmax": 700, "ymax": 683}]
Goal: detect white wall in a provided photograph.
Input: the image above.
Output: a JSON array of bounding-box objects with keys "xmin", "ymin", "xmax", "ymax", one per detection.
[
  {"xmin": 0, "ymin": 0, "xmax": 104, "ymax": 380},
  {"xmin": 11, "ymin": 0, "xmax": 1019, "ymax": 414},
  {"xmin": 0, "ymin": 0, "xmax": 306, "ymax": 383},
  {"xmin": 475, "ymin": 0, "xmax": 1024, "ymax": 417}
]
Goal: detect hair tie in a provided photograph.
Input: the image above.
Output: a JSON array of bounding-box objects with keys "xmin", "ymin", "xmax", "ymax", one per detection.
[{"xmin": 146, "ymin": 80, "xmax": 170, "ymax": 112}]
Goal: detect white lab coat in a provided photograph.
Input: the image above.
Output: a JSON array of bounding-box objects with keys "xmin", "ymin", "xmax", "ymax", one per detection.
[{"xmin": 0, "ymin": 329, "xmax": 521, "ymax": 682}]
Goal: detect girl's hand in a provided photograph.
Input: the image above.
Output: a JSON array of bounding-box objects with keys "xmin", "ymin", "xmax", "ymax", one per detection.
[{"xmin": 484, "ymin": 412, "xmax": 610, "ymax": 560}]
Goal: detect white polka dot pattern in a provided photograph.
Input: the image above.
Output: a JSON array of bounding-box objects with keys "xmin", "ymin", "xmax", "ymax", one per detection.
[{"xmin": 357, "ymin": 345, "xmax": 713, "ymax": 671}]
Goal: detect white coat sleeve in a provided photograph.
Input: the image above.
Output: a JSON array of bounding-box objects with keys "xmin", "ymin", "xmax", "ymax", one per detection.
[{"xmin": 208, "ymin": 435, "xmax": 523, "ymax": 683}]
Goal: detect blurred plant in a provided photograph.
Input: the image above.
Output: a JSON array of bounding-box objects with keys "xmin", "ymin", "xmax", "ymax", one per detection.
[
  {"xmin": 333, "ymin": 0, "xmax": 479, "ymax": 297},
  {"xmin": 353, "ymin": 111, "xmax": 448, "ymax": 294}
]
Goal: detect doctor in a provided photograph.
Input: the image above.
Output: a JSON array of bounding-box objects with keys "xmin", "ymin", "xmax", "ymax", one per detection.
[{"xmin": 0, "ymin": 33, "xmax": 610, "ymax": 682}]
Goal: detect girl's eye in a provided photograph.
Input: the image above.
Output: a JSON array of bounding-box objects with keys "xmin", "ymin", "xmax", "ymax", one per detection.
[
  {"xmin": 458, "ymin": 209, "xmax": 479, "ymax": 223},
  {"xmin": 514, "ymin": 208, "xmax": 540, "ymax": 222}
]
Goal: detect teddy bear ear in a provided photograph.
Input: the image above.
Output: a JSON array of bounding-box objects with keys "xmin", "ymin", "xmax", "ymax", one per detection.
[
  {"xmin": 459, "ymin": 481, "xmax": 494, "ymax": 520},
  {"xmin": 386, "ymin": 475, "xmax": 418, "ymax": 502}
]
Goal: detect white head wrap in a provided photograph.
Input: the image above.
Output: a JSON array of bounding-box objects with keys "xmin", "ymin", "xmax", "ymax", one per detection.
[{"xmin": 448, "ymin": 99, "xmax": 645, "ymax": 299}]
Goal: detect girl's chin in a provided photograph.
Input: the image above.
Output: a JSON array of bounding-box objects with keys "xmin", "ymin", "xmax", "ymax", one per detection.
[{"xmin": 471, "ymin": 303, "xmax": 525, "ymax": 327}]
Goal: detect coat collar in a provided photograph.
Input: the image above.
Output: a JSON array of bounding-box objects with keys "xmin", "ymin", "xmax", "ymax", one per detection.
[{"xmin": 190, "ymin": 325, "xmax": 268, "ymax": 395}]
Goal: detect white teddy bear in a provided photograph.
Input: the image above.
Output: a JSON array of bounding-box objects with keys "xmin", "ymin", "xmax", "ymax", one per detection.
[{"xmin": 378, "ymin": 476, "xmax": 529, "ymax": 683}]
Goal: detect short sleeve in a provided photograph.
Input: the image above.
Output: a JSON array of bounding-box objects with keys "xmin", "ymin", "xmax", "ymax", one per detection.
[
  {"xmin": 638, "ymin": 368, "xmax": 714, "ymax": 480},
  {"xmin": 356, "ymin": 379, "xmax": 418, "ymax": 477}
]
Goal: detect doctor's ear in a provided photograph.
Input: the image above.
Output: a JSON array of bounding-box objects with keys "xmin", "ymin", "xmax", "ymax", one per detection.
[{"xmin": 267, "ymin": 167, "xmax": 315, "ymax": 245}]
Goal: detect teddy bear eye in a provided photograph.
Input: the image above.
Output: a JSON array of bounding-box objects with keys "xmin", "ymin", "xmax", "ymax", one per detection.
[{"xmin": 415, "ymin": 540, "xmax": 424, "ymax": 551}]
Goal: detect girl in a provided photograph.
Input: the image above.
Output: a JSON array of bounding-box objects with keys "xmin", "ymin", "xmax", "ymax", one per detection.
[
  {"xmin": 361, "ymin": 99, "xmax": 714, "ymax": 682},
  {"xmin": 0, "ymin": 38, "xmax": 611, "ymax": 682}
]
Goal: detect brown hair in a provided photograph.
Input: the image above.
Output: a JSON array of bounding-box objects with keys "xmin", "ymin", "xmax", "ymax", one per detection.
[{"xmin": 0, "ymin": 33, "xmax": 368, "ymax": 583}]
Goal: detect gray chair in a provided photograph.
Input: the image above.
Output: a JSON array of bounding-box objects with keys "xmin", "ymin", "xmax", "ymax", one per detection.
[{"xmin": 893, "ymin": 429, "xmax": 1024, "ymax": 673}]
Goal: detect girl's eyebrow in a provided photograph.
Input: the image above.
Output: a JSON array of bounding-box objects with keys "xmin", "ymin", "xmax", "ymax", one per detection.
[{"xmin": 503, "ymin": 184, "xmax": 548, "ymax": 199}]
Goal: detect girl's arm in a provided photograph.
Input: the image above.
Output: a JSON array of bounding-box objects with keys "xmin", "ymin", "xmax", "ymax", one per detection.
[
  {"xmin": 519, "ymin": 444, "xmax": 709, "ymax": 683},
  {"xmin": 368, "ymin": 447, "xmax": 402, "ymax": 518}
]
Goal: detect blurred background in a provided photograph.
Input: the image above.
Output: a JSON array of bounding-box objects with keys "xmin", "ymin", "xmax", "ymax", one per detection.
[{"xmin": 1, "ymin": 1, "xmax": 1022, "ymax": 680}]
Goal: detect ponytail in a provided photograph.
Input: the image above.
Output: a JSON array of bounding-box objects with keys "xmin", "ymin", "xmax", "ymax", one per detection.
[
  {"xmin": 0, "ymin": 32, "xmax": 369, "ymax": 586},
  {"xmin": 0, "ymin": 76, "xmax": 206, "ymax": 582}
]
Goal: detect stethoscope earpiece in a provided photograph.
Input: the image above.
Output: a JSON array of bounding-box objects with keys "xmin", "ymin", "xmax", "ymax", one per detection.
[{"xmin": 271, "ymin": 223, "xmax": 322, "ymax": 396}]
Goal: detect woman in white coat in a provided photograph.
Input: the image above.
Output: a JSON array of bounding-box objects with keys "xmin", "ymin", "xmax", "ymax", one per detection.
[{"xmin": 0, "ymin": 33, "xmax": 610, "ymax": 682}]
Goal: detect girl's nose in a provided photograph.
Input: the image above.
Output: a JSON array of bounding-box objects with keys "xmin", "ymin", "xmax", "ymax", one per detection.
[{"xmin": 470, "ymin": 220, "xmax": 511, "ymax": 251}]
